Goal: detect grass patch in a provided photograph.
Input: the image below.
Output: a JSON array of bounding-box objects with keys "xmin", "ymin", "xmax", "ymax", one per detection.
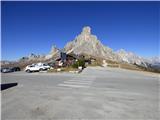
[
  {"xmin": 119, "ymin": 63, "xmax": 142, "ymax": 71},
  {"xmin": 87, "ymin": 60, "xmax": 102, "ymax": 67},
  {"xmin": 63, "ymin": 67, "xmax": 79, "ymax": 72},
  {"xmin": 107, "ymin": 64, "xmax": 119, "ymax": 68},
  {"xmin": 47, "ymin": 67, "xmax": 79, "ymax": 73},
  {"xmin": 47, "ymin": 69, "xmax": 58, "ymax": 72}
]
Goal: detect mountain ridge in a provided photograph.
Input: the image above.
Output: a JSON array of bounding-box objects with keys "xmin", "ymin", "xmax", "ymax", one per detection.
[
  {"xmin": 63, "ymin": 26, "xmax": 155, "ymax": 67},
  {"xmin": 1, "ymin": 26, "xmax": 159, "ymax": 70}
]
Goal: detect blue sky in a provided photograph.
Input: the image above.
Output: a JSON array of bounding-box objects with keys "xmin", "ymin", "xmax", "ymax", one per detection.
[{"xmin": 1, "ymin": 1, "xmax": 159, "ymax": 60}]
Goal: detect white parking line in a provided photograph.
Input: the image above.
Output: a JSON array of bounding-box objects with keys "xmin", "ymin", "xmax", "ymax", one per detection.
[
  {"xmin": 63, "ymin": 81, "xmax": 92, "ymax": 85},
  {"xmin": 67, "ymin": 79, "xmax": 93, "ymax": 82},
  {"xmin": 58, "ymin": 84, "xmax": 90, "ymax": 88}
]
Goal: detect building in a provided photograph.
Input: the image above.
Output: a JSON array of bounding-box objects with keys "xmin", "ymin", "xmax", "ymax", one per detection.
[{"xmin": 55, "ymin": 52, "xmax": 77, "ymax": 67}]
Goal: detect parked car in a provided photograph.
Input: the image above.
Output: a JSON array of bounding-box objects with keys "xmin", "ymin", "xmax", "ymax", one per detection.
[
  {"xmin": 48, "ymin": 62, "xmax": 55, "ymax": 68},
  {"xmin": 11, "ymin": 67, "xmax": 21, "ymax": 72},
  {"xmin": 25, "ymin": 63, "xmax": 50, "ymax": 73},
  {"xmin": 1, "ymin": 67, "xmax": 13, "ymax": 73}
]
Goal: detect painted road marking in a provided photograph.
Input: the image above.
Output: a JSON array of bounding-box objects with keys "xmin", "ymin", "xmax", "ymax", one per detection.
[
  {"xmin": 63, "ymin": 81, "xmax": 92, "ymax": 85},
  {"xmin": 58, "ymin": 84, "xmax": 90, "ymax": 88},
  {"xmin": 57, "ymin": 77, "xmax": 95, "ymax": 88}
]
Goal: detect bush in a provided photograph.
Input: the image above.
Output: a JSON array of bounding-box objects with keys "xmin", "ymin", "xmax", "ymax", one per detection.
[
  {"xmin": 72, "ymin": 63, "xmax": 79, "ymax": 68},
  {"xmin": 72, "ymin": 59, "xmax": 85, "ymax": 68}
]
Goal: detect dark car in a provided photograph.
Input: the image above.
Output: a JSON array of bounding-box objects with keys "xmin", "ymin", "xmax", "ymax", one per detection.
[
  {"xmin": 11, "ymin": 67, "xmax": 21, "ymax": 72},
  {"xmin": 48, "ymin": 62, "xmax": 55, "ymax": 67},
  {"xmin": 1, "ymin": 67, "xmax": 13, "ymax": 73}
]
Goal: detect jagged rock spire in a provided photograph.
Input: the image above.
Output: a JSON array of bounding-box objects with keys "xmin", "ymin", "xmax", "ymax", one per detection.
[
  {"xmin": 81, "ymin": 26, "xmax": 91, "ymax": 35},
  {"xmin": 50, "ymin": 44, "xmax": 57, "ymax": 54},
  {"xmin": 64, "ymin": 26, "xmax": 115, "ymax": 59}
]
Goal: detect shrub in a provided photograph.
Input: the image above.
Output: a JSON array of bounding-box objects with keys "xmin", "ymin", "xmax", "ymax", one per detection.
[
  {"xmin": 72, "ymin": 59, "xmax": 85, "ymax": 68},
  {"xmin": 72, "ymin": 63, "xmax": 78, "ymax": 68}
]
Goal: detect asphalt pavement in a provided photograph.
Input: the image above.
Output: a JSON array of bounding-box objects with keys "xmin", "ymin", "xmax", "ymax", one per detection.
[{"xmin": 1, "ymin": 67, "xmax": 160, "ymax": 120}]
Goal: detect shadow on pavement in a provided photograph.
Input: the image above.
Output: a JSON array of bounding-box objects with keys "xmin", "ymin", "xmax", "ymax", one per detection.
[{"xmin": 1, "ymin": 83, "xmax": 18, "ymax": 91}]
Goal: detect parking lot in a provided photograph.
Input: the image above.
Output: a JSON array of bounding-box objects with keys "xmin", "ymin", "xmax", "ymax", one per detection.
[{"xmin": 1, "ymin": 67, "xmax": 160, "ymax": 120}]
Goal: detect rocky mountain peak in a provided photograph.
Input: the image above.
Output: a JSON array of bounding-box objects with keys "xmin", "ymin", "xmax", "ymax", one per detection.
[
  {"xmin": 117, "ymin": 49, "xmax": 126, "ymax": 54},
  {"xmin": 45, "ymin": 45, "xmax": 60, "ymax": 59},
  {"xmin": 64, "ymin": 26, "xmax": 116, "ymax": 59},
  {"xmin": 50, "ymin": 45, "xmax": 59, "ymax": 54},
  {"xmin": 29, "ymin": 53, "xmax": 37, "ymax": 58},
  {"xmin": 81, "ymin": 26, "xmax": 91, "ymax": 35}
]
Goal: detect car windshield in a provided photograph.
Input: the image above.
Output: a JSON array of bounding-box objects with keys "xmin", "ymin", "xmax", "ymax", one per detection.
[
  {"xmin": 43, "ymin": 64, "xmax": 48, "ymax": 66},
  {"xmin": 4, "ymin": 68, "xmax": 10, "ymax": 69},
  {"xmin": 29, "ymin": 65, "xmax": 35, "ymax": 67}
]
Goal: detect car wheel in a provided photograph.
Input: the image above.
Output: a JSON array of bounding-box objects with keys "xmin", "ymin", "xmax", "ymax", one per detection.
[
  {"xmin": 39, "ymin": 68, "xmax": 43, "ymax": 71},
  {"xmin": 26, "ymin": 69, "xmax": 31, "ymax": 73},
  {"xmin": 17, "ymin": 68, "xmax": 20, "ymax": 71}
]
